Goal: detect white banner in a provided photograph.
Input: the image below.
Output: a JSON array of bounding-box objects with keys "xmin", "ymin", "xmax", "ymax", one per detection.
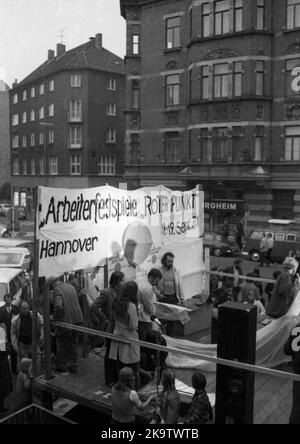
[{"xmin": 37, "ymin": 185, "xmax": 204, "ymax": 277}]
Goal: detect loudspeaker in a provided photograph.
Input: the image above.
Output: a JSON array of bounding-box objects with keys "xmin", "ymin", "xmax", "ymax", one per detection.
[{"xmin": 215, "ymin": 301, "xmax": 257, "ymax": 424}]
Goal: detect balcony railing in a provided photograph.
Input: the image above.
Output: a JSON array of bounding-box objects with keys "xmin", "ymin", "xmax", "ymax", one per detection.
[
  {"xmin": 68, "ymin": 111, "xmax": 83, "ymax": 122},
  {"xmin": 68, "ymin": 138, "xmax": 82, "ymax": 149}
]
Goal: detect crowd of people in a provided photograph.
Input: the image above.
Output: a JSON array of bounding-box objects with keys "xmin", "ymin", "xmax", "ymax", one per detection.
[{"xmin": 1, "ymin": 246, "xmax": 300, "ymax": 424}]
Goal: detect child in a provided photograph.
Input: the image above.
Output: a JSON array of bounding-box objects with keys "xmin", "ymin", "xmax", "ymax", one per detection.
[
  {"xmin": 14, "ymin": 358, "xmax": 33, "ymax": 411},
  {"xmin": 245, "ymin": 290, "xmax": 266, "ymax": 316},
  {"xmin": 178, "ymin": 372, "xmax": 213, "ymax": 424}
]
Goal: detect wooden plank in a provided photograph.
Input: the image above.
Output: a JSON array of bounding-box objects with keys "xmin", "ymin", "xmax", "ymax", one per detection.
[{"xmin": 254, "ymin": 379, "xmax": 292, "ymax": 424}]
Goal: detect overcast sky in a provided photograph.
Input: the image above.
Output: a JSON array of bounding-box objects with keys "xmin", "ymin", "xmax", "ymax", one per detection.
[{"xmin": 0, "ymin": 0, "xmax": 126, "ymax": 87}]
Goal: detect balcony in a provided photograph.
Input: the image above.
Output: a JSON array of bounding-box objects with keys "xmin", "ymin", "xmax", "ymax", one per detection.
[
  {"xmin": 68, "ymin": 111, "xmax": 83, "ymax": 123},
  {"xmin": 68, "ymin": 138, "xmax": 82, "ymax": 149}
]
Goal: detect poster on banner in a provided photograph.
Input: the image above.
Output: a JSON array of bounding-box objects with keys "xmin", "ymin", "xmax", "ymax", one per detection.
[{"xmin": 36, "ymin": 185, "xmax": 204, "ymax": 278}]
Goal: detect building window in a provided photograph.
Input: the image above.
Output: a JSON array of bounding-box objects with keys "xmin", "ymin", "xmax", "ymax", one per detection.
[
  {"xmin": 233, "ymin": 62, "xmax": 242, "ymax": 96},
  {"xmin": 70, "ymin": 154, "xmax": 81, "ymax": 175},
  {"xmin": 255, "ymin": 127, "xmax": 264, "ymax": 161},
  {"xmin": 69, "ymin": 126, "xmax": 82, "ymax": 148},
  {"xmin": 13, "ymin": 93, "xmax": 18, "ymax": 104},
  {"xmin": 132, "ymin": 34, "xmax": 140, "ymax": 55},
  {"xmin": 257, "ymin": 0, "xmax": 265, "ymax": 30},
  {"xmin": 22, "ymin": 112, "xmax": 27, "ymax": 124},
  {"xmin": 131, "ymin": 80, "xmax": 140, "ymax": 109},
  {"xmin": 106, "ymin": 128, "xmax": 116, "ymax": 143},
  {"xmin": 201, "ymin": 66, "xmax": 210, "ymax": 99},
  {"xmin": 39, "ymin": 84, "xmax": 44, "ymax": 95},
  {"xmin": 286, "ymin": 58, "xmax": 300, "ymax": 95},
  {"xmin": 39, "ymin": 158, "xmax": 45, "ymax": 175},
  {"xmin": 22, "ymin": 136, "xmax": 27, "ymax": 148},
  {"xmin": 108, "ymin": 78, "xmax": 116, "ymax": 91},
  {"xmin": 30, "ymin": 134, "xmax": 35, "ymax": 147},
  {"xmin": 49, "ymin": 130, "xmax": 54, "ymax": 144},
  {"xmin": 12, "ymin": 135, "xmax": 19, "ymax": 149},
  {"xmin": 30, "ymin": 87, "xmax": 35, "ymax": 98},
  {"xmin": 106, "ymin": 103, "xmax": 116, "ymax": 116},
  {"xmin": 49, "ymin": 104, "xmax": 54, "ymax": 117},
  {"xmin": 49, "ymin": 80, "xmax": 54, "ymax": 91},
  {"xmin": 212, "ymin": 127, "xmax": 229, "ymax": 161},
  {"xmin": 202, "ymin": 3, "xmax": 210, "ymax": 37},
  {"xmin": 232, "ymin": 127, "xmax": 242, "ymax": 161},
  {"xmin": 287, "ymin": 0, "xmax": 300, "ymax": 30},
  {"xmin": 49, "ymin": 156, "xmax": 58, "ymax": 175},
  {"xmin": 256, "ymin": 61, "xmax": 265, "ymax": 96},
  {"xmin": 166, "ymin": 74, "xmax": 180, "ymax": 107},
  {"xmin": 199, "ymin": 129, "xmax": 209, "ymax": 161},
  {"xmin": 30, "ymin": 110, "xmax": 35, "ymax": 122},
  {"xmin": 285, "ymin": 127, "xmax": 300, "ymax": 161},
  {"xmin": 69, "ymin": 100, "xmax": 82, "ymax": 121},
  {"xmin": 39, "ymin": 133, "xmax": 44, "ymax": 145},
  {"xmin": 214, "ymin": 63, "xmax": 230, "ymax": 98},
  {"xmin": 234, "ymin": 0, "xmax": 243, "ymax": 32},
  {"xmin": 165, "ymin": 132, "xmax": 179, "ymax": 162},
  {"xmin": 70, "ymin": 74, "xmax": 82, "ymax": 87},
  {"xmin": 12, "ymin": 159, "xmax": 19, "ymax": 175},
  {"xmin": 166, "ymin": 16, "xmax": 181, "ymax": 49},
  {"xmin": 273, "ymin": 190, "xmax": 294, "ymax": 219},
  {"xmin": 23, "ymin": 159, "xmax": 27, "ymax": 176},
  {"xmin": 31, "ymin": 158, "xmax": 35, "ymax": 175},
  {"xmin": 39, "ymin": 106, "xmax": 44, "ymax": 119},
  {"xmin": 130, "ymin": 134, "xmax": 140, "ymax": 162},
  {"xmin": 22, "ymin": 90, "xmax": 27, "ymax": 101},
  {"xmin": 215, "ymin": 0, "xmax": 230, "ymax": 35},
  {"xmin": 99, "ymin": 156, "xmax": 116, "ymax": 175},
  {"xmin": 12, "ymin": 114, "xmax": 19, "ymax": 126}
]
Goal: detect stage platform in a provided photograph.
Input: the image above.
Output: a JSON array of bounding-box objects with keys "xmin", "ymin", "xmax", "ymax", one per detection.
[{"xmin": 34, "ymin": 349, "xmax": 293, "ymax": 425}]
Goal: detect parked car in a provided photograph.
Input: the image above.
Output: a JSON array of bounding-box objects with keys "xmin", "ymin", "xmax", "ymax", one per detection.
[
  {"xmin": 203, "ymin": 232, "xmax": 239, "ymax": 257},
  {"xmin": 0, "ymin": 267, "xmax": 29, "ymax": 307},
  {"xmin": 242, "ymin": 219, "xmax": 300, "ymax": 263},
  {"xmin": 0, "ymin": 223, "xmax": 8, "ymax": 238},
  {"xmin": 0, "ymin": 203, "xmax": 12, "ymax": 217},
  {"xmin": 0, "ymin": 247, "xmax": 32, "ymax": 271}
]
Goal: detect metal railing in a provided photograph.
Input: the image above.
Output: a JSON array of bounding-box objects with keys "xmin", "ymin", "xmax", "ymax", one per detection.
[{"xmin": 0, "ymin": 404, "xmax": 76, "ymax": 424}]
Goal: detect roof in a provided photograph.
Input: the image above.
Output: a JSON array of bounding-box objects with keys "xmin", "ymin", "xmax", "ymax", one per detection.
[
  {"xmin": 0, "ymin": 239, "xmax": 33, "ymax": 248},
  {"xmin": 17, "ymin": 39, "xmax": 125, "ymax": 88},
  {"xmin": 0, "ymin": 267, "xmax": 23, "ymax": 284},
  {"xmin": 0, "ymin": 80, "xmax": 10, "ymax": 92}
]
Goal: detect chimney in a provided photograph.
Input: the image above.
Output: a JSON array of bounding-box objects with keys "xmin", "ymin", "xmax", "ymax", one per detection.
[
  {"xmin": 95, "ymin": 33, "xmax": 102, "ymax": 49},
  {"xmin": 48, "ymin": 49, "xmax": 55, "ymax": 61},
  {"xmin": 56, "ymin": 43, "xmax": 66, "ymax": 57},
  {"xmin": 12, "ymin": 79, "xmax": 18, "ymax": 88}
]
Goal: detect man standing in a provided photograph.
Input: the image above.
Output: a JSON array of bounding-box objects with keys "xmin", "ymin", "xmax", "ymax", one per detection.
[
  {"xmin": 136, "ymin": 268, "xmax": 162, "ymax": 341},
  {"xmin": 158, "ymin": 252, "xmax": 184, "ymax": 305},
  {"xmin": 266, "ymin": 233, "xmax": 274, "ymax": 264},
  {"xmin": 11, "ymin": 301, "xmax": 43, "ymax": 366},
  {"xmin": 259, "ymin": 233, "xmax": 270, "ymax": 267},
  {"xmin": 90, "ymin": 271, "xmax": 125, "ymax": 386},
  {"xmin": 48, "ymin": 277, "xmax": 84, "ymax": 374},
  {"xmin": 223, "ymin": 259, "xmax": 244, "ymax": 302},
  {"xmin": 0, "ymin": 294, "xmax": 19, "ymax": 374}
]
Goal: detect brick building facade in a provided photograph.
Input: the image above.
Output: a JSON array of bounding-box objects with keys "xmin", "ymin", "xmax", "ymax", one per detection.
[
  {"xmin": 10, "ymin": 34, "xmax": 125, "ymax": 213},
  {"xmin": 120, "ymin": 0, "xmax": 300, "ymax": 231}
]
